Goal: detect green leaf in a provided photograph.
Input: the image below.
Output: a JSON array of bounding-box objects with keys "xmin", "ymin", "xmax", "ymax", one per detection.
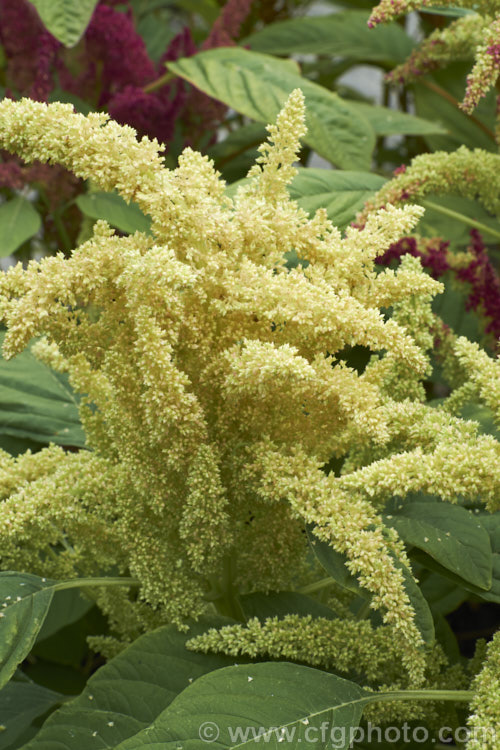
[
  {"xmin": 20, "ymin": 617, "xmax": 243, "ymax": 750},
  {"xmin": 242, "ymin": 11, "xmax": 414, "ymax": 64},
  {"xmin": 307, "ymin": 527, "xmax": 368, "ymax": 598},
  {"xmin": 349, "ymin": 102, "xmax": 447, "ymax": 137},
  {"xmin": 0, "ymin": 573, "xmax": 136, "ymax": 690},
  {"xmin": 0, "ymin": 435, "xmax": 42, "ymax": 457},
  {"xmin": 240, "ymin": 591, "xmax": 338, "ymax": 621},
  {"xmin": 477, "ymin": 513, "xmax": 500, "ymax": 604},
  {"xmin": 28, "ymin": 0, "xmax": 99, "ymax": 47},
  {"xmin": 434, "ymin": 614, "xmax": 461, "ymax": 664},
  {"xmin": 35, "ymin": 589, "xmax": 94, "ymax": 643},
  {"xmin": 412, "ymin": 547, "xmax": 500, "ymax": 605},
  {"xmin": 390, "ymin": 556, "xmax": 435, "ymax": 645},
  {"xmin": 289, "ymin": 168, "xmax": 386, "ymax": 227},
  {"xmin": 137, "ymin": 13, "xmax": 176, "ymax": 64},
  {"xmin": 0, "ymin": 678, "xmax": 63, "ymax": 750},
  {"xmin": 114, "ymin": 662, "xmax": 368, "ymax": 750},
  {"xmin": 226, "ymin": 169, "xmax": 386, "ymax": 229},
  {"xmin": 168, "ymin": 48, "xmax": 375, "ymax": 169},
  {"xmin": 384, "ymin": 495, "xmax": 493, "ymax": 589},
  {"xmin": 0, "ymin": 332, "xmax": 85, "ymax": 448},
  {"xmin": 76, "ymin": 192, "xmax": 151, "ymax": 235},
  {"xmin": 0, "ymin": 197, "xmax": 41, "ymax": 257},
  {"xmin": 420, "ymin": 573, "xmax": 467, "ymax": 617},
  {"xmin": 0, "ymin": 573, "xmax": 57, "ymax": 690},
  {"xmin": 307, "ymin": 528, "xmax": 434, "ymax": 644}
]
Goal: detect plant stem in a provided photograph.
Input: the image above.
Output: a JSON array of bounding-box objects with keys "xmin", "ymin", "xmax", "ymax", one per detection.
[
  {"xmin": 420, "ymin": 199, "xmax": 500, "ymax": 241},
  {"xmin": 53, "ymin": 576, "xmax": 139, "ymax": 592},
  {"xmin": 418, "ymin": 79, "xmax": 496, "ymax": 142},
  {"xmin": 38, "ymin": 189, "xmax": 72, "ymax": 253},
  {"xmin": 143, "ymin": 71, "xmax": 175, "ymax": 93},
  {"xmin": 52, "ymin": 208, "xmax": 72, "ymax": 253},
  {"xmin": 210, "ymin": 556, "xmax": 245, "ymax": 621},
  {"xmin": 297, "ymin": 577, "xmax": 334, "ymax": 596},
  {"xmin": 373, "ymin": 689, "xmax": 473, "ymax": 703}
]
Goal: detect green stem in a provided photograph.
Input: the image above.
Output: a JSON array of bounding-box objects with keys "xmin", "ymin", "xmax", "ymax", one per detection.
[
  {"xmin": 297, "ymin": 577, "xmax": 335, "ymax": 596},
  {"xmin": 420, "ymin": 199, "xmax": 500, "ymax": 241},
  {"xmin": 210, "ymin": 556, "xmax": 245, "ymax": 621},
  {"xmin": 38, "ymin": 190, "xmax": 72, "ymax": 253},
  {"xmin": 372, "ymin": 689, "xmax": 473, "ymax": 703},
  {"xmin": 143, "ymin": 71, "xmax": 175, "ymax": 94},
  {"xmin": 52, "ymin": 208, "xmax": 72, "ymax": 253},
  {"xmin": 53, "ymin": 576, "xmax": 139, "ymax": 592},
  {"xmin": 418, "ymin": 79, "xmax": 496, "ymax": 143}
]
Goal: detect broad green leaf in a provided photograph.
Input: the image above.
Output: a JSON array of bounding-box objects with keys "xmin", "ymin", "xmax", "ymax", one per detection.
[
  {"xmin": 137, "ymin": 13, "xmax": 176, "ymax": 64},
  {"xmin": 420, "ymin": 573, "xmax": 467, "ymax": 616},
  {"xmin": 0, "ymin": 197, "xmax": 41, "ymax": 257},
  {"xmin": 226, "ymin": 169, "xmax": 386, "ymax": 229},
  {"xmin": 35, "ymin": 589, "xmax": 94, "ymax": 643},
  {"xmin": 307, "ymin": 527, "xmax": 368, "ymax": 598},
  {"xmin": 384, "ymin": 495, "xmax": 492, "ymax": 589},
  {"xmin": 31, "ymin": 602, "xmax": 106, "ymax": 671},
  {"xmin": 307, "ymin": 528, "xmax": 434, "ymax": 644},
  {"xmin": 114, "ymin": 662, "xmax": 368, "ymax": 750},
  {"xmin": 350, "ymin": 102, "xmax": 447, "ymax": 137},
  {"xmin": 20, "ymin": 617, "xmax": 242, "ymax": 750},
  {"xmin": 411, "ymin": 547, "xmax": 500, "ymax": 605},
  {"xmin": 0, "ymin": 434, "xmax": 42, "ymax": 457},
  {"xmin": 0, "ymin": 678, "xmax": 63, "ymax": 749},
  {"xmin": 0, "ymin": 332, "xmax": 85, "ymax": 448},
  {"xmin": 168, "ymin": 48, "xmax": 375, "ymax": 169},
  {"xmin": 289, "ymin": 168, "xmax": 386, "ymax": 227},
  {"xmin": 242, "ymin": 11, "xmax": 414, "ymax": 63},
  {"xmin": 240, "ymin": 591, "xmax": 338, "ymax": 621},
  {"xmin": 0, "ymin": 573, "xmax": 57, "ymax": 690},
  {"xmin": 0, "ymin": 573, "xmax": 136, "ymax": 690},
  {"xmin": 389, "ymin": 555, "xmax": 435, "ymax": 645},
  {"xmin": 76, "ymin": 192, "xmax": 151, "ymax": 235},
  {"xmin": 434, "ymin": 614, "xmax": 461, "ymax": 663},
  {"xmin": 477, "ymin": 513, "xmax": 500, "ymax": 604},
  {"xmin": 28, "ymin": 0, "xmax": 99, "ymax": 47}
]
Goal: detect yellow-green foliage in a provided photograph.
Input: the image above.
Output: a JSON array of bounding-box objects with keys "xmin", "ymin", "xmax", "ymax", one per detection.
[{"xmin": 0, "ymin": 93, "xmax": 497, "ymax": 688}]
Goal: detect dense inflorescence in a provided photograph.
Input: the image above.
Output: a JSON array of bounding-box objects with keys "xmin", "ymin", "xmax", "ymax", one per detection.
[
  {"xmin": 466, "ymin": 631, "xmax": 500, "ymax": 750},
  {"xmin": 0, "ymin": 93, "xmax": 498, "ymax": 692}
]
